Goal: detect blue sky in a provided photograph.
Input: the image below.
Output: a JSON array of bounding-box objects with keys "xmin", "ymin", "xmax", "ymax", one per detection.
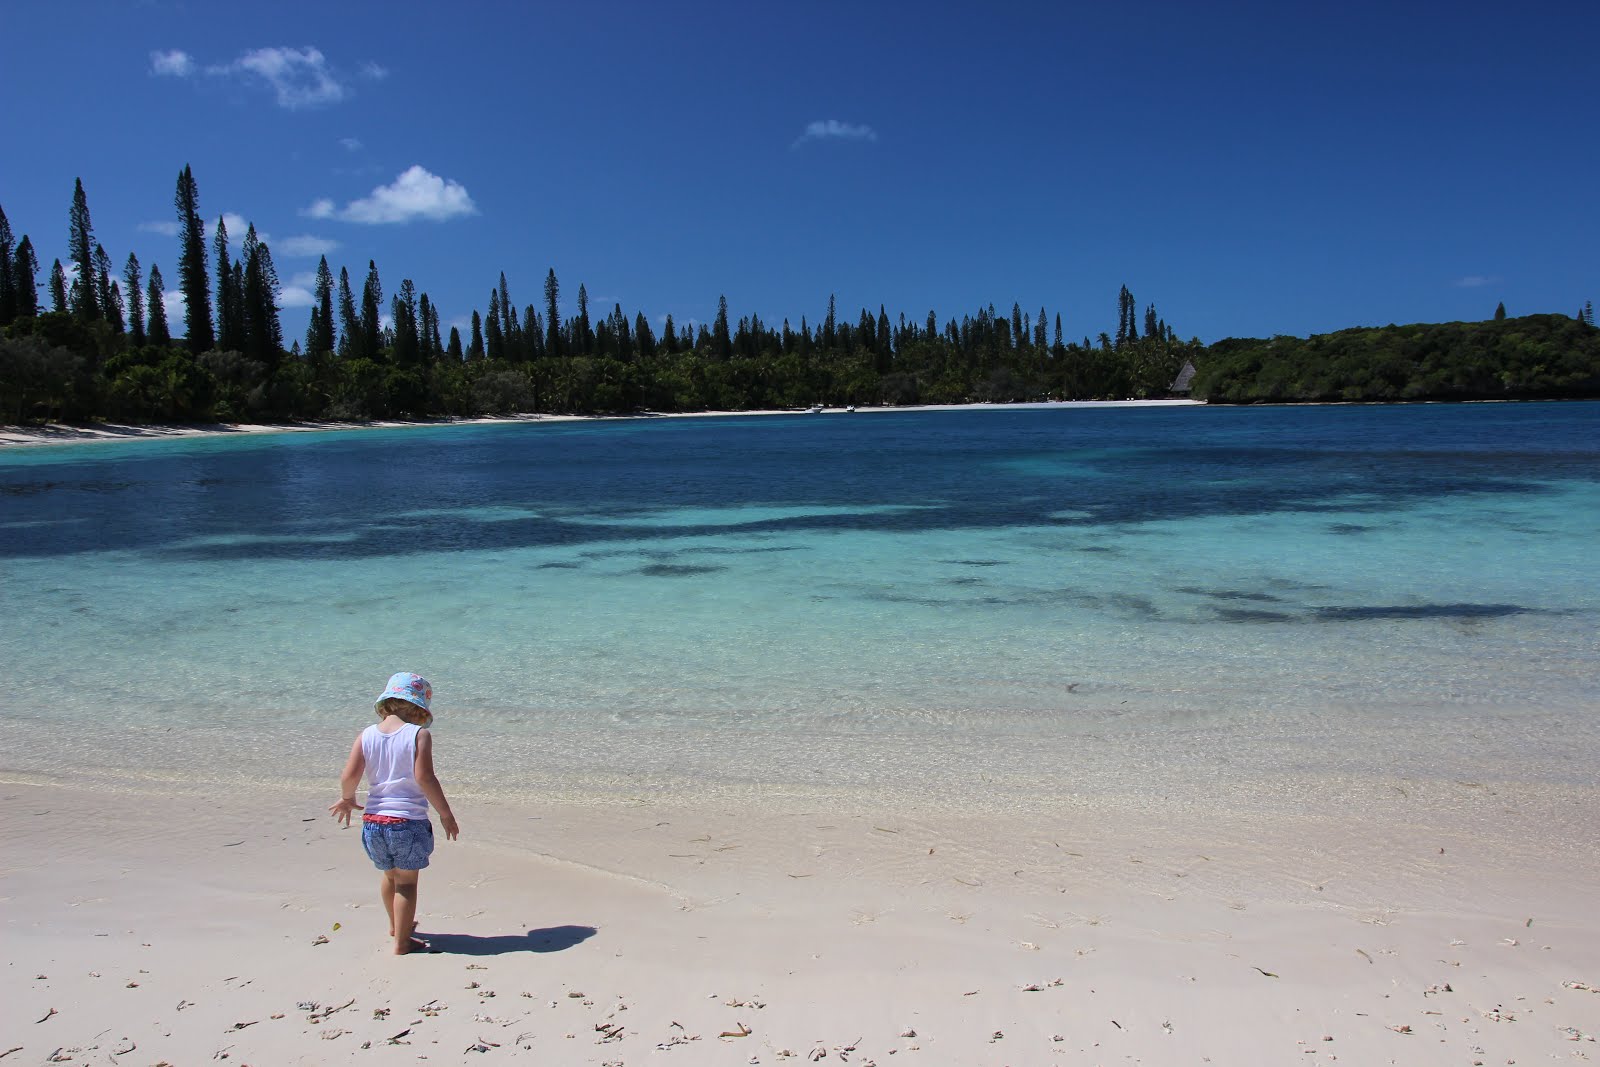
[{"xmin": 2, "ymin": 1, "xmax": 1596, "ymax": 345}]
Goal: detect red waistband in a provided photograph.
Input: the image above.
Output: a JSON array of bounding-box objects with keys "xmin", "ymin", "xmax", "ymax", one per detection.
[{"xmin": 362, "ymin": 814, "xmax": 413, "ymax": 825}]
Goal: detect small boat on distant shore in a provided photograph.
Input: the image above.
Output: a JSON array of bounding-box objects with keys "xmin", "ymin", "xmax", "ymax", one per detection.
[{"xmin": 807, "ymin": 404, "xmax": 824, "ymax": 413}]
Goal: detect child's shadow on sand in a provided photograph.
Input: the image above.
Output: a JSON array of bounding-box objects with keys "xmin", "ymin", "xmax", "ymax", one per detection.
[{"xmin": 425, "ymin": 924, "xmax": 597, "ymax": 956}]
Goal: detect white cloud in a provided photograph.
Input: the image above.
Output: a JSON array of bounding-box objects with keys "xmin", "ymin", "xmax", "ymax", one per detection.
[
  {"xmin": 303, "ymin": 198, "xmax": 337, "ymax": 220},
  {"xmin": 277, "ymin": 234, "xmax": 340, "ymax": 258},
  {"xmin": 163, "ymin": 289, "xmax": 186, "ymax": 326},
  {"xmin": 150, "ymin": 49, "xmax": 195, "ymax": 77},
  {"xmin": 280, "ymin": 285, "xmax": 316, "ymax": 309},
  {"xmin": 359, "ymin": 61, "xmax": 388, "ymax": 81},
  {"xmin": 793, "ymin": 119, "xmax": 879, "ymax": 148},
  {"xmin": 326, "ymin": 165, "xmax": 478, "ymax": 224},
  {"xmin": 209, "ymin": 46, "xmax": 347, "ymax": 109},
  {"xmin": 137, "ymin": 220, "xmax": 180, "ymax": 237},
  {"xmin": 288, "ymin": 271, "xmax": 319, "ymax": 288},
  {"xmin": 339, "ymin": 137, "xmax": 363, "ymax": 152},
  {"xmin": 1453, "ymin": 275, "xmax": 1499, "ymax": 288}
]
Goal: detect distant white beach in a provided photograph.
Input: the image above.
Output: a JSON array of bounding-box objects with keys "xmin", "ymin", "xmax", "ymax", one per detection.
[{"xmin": 0, "ymin": 398, "xmax": 1203, "ymax": 448}]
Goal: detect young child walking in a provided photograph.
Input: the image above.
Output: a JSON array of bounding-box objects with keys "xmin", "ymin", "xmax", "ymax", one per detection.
[{"xmin": 330, "ymin": 672, "xmax": 460, "ymax": 954}]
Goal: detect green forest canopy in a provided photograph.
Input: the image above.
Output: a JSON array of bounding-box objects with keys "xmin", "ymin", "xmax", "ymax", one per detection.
[{"xmin": 1, "ymin": 168, "xmax": 1596, "ymax": 424}]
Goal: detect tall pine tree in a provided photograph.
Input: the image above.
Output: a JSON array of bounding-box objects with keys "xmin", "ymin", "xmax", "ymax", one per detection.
[
  {"xmin": 0, "ymin": 205, "xmax": 14, "ymax": 325},
  {"xmin": 175, "ymin": 166, "xmax": 213, "ymax": 352},
  {"xmin": 360, "ymin": 260, "xmax": 383, "ymax": 361},
  {"xmin": 93, "ymin": 244, "xmax": 118, "ymax": 333},
  {"xmin": 544, "ymin": 268, "xmax": 561, "ymax": 357},
  {"xmin": 146, "ymin": 265, "xmax": 171, "ymax": 347},
  {"xmin": 337, "ymin": 266, "xmax": 359, "ymax": 359},
  {"xmin": 213, "ymin": 217, "xmax": 238, "ymax": 351},
  {"xmin": 394, "ymin": 279, "xmax": 419, "ymax": 365},
  {"xmin": 50, "ymin": 259, "xmax": 68, "ymax": 312},
  {"xmin": 11, "ymin": 236, "xmax": 39, "ymax": 319},
  {"xmin": 313, "ymin": 256, "xmax": 335, "ymax": 356},
  {"xmin": 123, "ymin": 253, "xmax": 146, "ymax": 345},
  {"xmin": 68, "ymin": 178, "xmax": 100, "ymax": 320}
]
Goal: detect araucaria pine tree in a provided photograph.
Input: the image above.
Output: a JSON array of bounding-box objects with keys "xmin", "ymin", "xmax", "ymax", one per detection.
[
  {"xmin": 69, "ymin": 179, "xmax": 100, "ymax": 320},
  {"xmin": 214, "ymin": 216, "xmax": 238, "ymax": 351},
  {"xmin": 360, "ymin": 261, "xmax": 383, "ymax": 360},
  {"xmin": 124, "ymin": 253, "xmax": 146, "ymax": 345},
  {"xmin": 94, "ymin": 244, "xmax": 119, "ymax": 333},
  {"xmin": 0, "ymin": 204, "xmax": 14, "ymax": 325},
  {"xmin": 175, "ymin": 166, "xmax": 214, "ymax": 352},
  {"xmin": 11, "ymin": 236, "xmax": 40, "ymax": 319},
  {"xmin": 146, "ymin": 264, "xmax": 171, "ymax": 347},
  {"xmin": 50, "ymin": 259, "xmax": 68, "ymax": 313}
]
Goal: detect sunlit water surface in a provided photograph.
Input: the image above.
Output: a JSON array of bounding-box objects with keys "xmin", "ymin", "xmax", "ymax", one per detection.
[{"xmin": 3, "ymin": 403, "xmax": 1596, "ymax": 811}]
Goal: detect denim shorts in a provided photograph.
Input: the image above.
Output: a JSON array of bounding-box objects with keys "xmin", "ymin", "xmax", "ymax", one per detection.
[{"xmin": 361, "ymin": 818, "xmax": 434, "ymax": 871}]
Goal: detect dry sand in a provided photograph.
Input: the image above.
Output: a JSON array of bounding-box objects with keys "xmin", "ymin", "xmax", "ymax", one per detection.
[{"xmin": 4, "ymin": 777, "xmax": 1596, "ymax": 1065}]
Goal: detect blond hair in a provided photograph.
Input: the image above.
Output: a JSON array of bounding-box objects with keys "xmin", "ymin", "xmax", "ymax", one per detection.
[{"xmin": 376, "ymin": 696, "xmax": 433, "ymax": 726}]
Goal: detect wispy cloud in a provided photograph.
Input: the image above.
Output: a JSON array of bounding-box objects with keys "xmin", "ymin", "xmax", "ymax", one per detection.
[
  {"xmin": 306, "ymin": 166, "xmax": 478, "ymax": 224},
  {"xmin": 155, "ymin": 45, "xmax": 369, "ymax": 109},
  {"xmin": 277, "ymin": 234, "xmax": 340, "ymax": 258},
  {"xmin": 217, "ymin": 46, "xmax": 346, "ymax": 108},
  {"xmin": 1453, "ymin": 274, "xmax": 1499, "ymax": 288},
  {"xmin": 137, "ymin": 220, "xmax": 180, "ymax": 237},
  {"xmin": 150, "ymin": 49, "xmax": 195, "ymax": 77},
  {"xmin": 339, "ymin": 136, "xmax": 364, "ymax": 152},
  {"xmin": 792, "ymin": 119, "xmax": 879, "ymax": 149}
]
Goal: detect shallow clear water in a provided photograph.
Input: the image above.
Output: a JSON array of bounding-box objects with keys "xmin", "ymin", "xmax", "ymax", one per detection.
[{"xmin": 3, "ymin": 402, "xmax": 1597, "ymax": 805}]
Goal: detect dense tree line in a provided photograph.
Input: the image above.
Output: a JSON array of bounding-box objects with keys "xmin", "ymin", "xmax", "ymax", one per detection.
[
  {"xmin": 0, "ymin": 168, "xmax": 1198, "ymax": 424},
  {"xmin": 1192, "ymin": 314, "xmax": 1600, "ymax": 403},
  {"xmin": 8, "ymin": 167, "xmax": 1595, "ymax": 424}
]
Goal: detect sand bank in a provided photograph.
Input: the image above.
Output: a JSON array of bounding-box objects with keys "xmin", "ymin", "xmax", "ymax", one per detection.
[
  {"xmin": 4, "ymin": 776, "xmax": 1596, "ymax": 1065},
  {"xmin": 0, "ymin": 400, "xmax": 1203, "ymax": 449}
]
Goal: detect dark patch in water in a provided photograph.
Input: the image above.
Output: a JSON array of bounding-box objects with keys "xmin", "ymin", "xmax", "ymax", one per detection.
[
  {"xmin": 637, "ymin": 563, "xmax": 726, "ymax": 577},
  {"xmin": 683, "ymin": 544, "xmax": 805, "ymax": 556},
  {"xmin": 947, "ymin": 576, "xmax": 984, "ymax": 585},
  {"xmin": 1215, "ymin": 607, "xmax": 1296, "ymax": 622},
  {"xmin": 939, "ymin": 558, "xmax": 1010, "ymax": 567},
  {"xmin": 1176, "ymin": 586, "xmax": 1284, "ymax": 603},
  {"xmin": 1327, "ymin": 522, "xmax": 1377, "ymax": 535},
  {"xmin": 536, "ymin": 561, "xmax": 582, "ymax": 569},
  {"xmin": 1314, "ymin": 603, "xmax": 1528, "ymax": 621},
  {"xmin": 1077, "ymin": 545, "xmax": 1118, "ymax": 553}
]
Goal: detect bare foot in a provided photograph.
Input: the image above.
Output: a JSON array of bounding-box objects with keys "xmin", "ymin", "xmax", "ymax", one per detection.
[{"xmin": 395, "ymin": 935, "xmax": 431, "ymax": 955}]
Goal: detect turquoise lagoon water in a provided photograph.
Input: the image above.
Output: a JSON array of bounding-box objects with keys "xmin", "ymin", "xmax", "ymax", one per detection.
[{"xmin": 2, "ymin": 402, "xmax": 1597, "ymax": 808}]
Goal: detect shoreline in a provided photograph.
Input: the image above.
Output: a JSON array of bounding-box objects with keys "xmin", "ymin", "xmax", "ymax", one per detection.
[
  {"xmin": 4, "ymin": 773, "xmax": 1597, "ymax": 1064},
  {"xmin": 0, "ymin": 398, "xmax": 1203, "ymax": 449}
]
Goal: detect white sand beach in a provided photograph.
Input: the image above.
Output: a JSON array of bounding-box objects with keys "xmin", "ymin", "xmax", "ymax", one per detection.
[
  {"xmin": 4, "ymin": 773, "xmax": 1597, "ymax": 1065},
  {"xmin": 0, "ymin": 400, "xmax": 1203, "ymax": 448}
]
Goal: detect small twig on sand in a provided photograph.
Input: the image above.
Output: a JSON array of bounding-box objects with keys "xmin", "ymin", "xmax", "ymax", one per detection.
[
  {"xmin": 36, "ymin": 1008, "xmax": 57, "ymax": 1023},
  {"xmin": 308, "ymin": 998, "xmax": 355, "ymax": 1023}
]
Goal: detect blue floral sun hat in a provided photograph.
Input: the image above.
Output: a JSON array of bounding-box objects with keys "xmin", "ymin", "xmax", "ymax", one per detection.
[{"xmin": 376, "ymin": 672, "xmax": 433, "ymax": 714}]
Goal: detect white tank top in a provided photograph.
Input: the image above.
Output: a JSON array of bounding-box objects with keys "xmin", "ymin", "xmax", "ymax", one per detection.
[{"xmin": 361, "ymin": 722, "xmax": 429, "ymax": 820}]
